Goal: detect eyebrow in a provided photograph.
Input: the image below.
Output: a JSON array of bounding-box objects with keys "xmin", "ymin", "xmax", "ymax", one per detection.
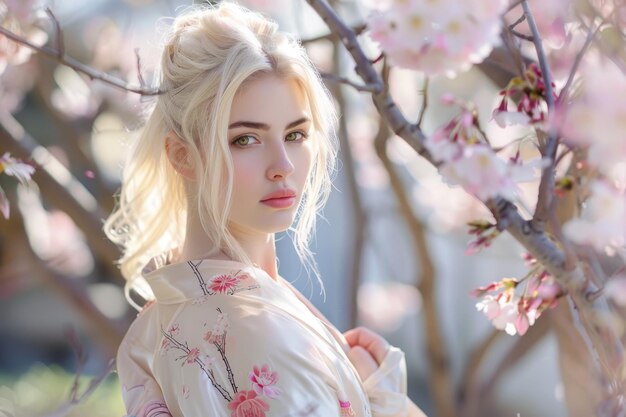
[{"xmin": 228, "ymin": 117, "xmax": 311, "ymax": 131}]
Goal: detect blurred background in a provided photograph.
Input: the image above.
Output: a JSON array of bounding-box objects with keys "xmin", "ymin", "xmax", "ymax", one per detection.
[{"xmin": 0, "ymin": 0, "xmax": 577, "ymax": 416}]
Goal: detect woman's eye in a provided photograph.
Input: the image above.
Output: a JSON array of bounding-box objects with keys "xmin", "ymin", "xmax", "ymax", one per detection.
[
  {"xmin": 232, "ymin": 135, "xmax": 256, "ymax": 147},
  {"xmin": 285, "ymin": 131, "xmax": 307, "ymax": 142}
]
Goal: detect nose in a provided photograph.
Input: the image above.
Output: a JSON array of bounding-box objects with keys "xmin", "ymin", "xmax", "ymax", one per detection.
[{"xmin": 266, "ymin": 142, "xmax": 295, "ymax": 181}]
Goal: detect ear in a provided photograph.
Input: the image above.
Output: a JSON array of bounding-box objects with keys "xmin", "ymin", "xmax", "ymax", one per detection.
[{"xmin": 165, "ymin": 131, "xmax": 196, "ymax": 181}]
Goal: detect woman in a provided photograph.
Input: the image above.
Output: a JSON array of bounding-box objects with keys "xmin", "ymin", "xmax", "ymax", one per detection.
[{"xmin": 105, "ymin": 3, "xmax": 427, "ymax": 416}]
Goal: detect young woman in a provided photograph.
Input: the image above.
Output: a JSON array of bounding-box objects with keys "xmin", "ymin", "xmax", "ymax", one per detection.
[{"xmin": 104, "ymin": 3, "xmax": 427, "ymax": 417}]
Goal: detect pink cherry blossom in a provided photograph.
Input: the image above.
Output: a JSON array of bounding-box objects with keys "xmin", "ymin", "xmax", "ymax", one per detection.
[
  {"xmin": 208, "ymin": 274, "xmax": 240, "ymax": 294},
  {"xmin": 557, "ymin": 61, "xmax": 626, "ymax": 174},
  {"xmin": 473, "ymin": 272, "xmax": 561, "ymax": 336},
  {"xmin": 438, "ymin": 145, "xmax": 519, "ymax": 201},
  {"xmin": 563, "ymin": 180, "xmax": 626, "ymax": 254},
  {"xmin": 227, "ymin": 390, "xmax": 270, "ymax": 417},
  {"xmin": 491, "ymin": 299, "xmax": 520, "ymax": 335},
  {"xmin": 367, "ymin": 0, "xmax": 508, "ymax": 77},
  {"xmin": 168, "ymin": 323, "xmax": 180, "ymax": 335},
  {"xmin": 249, "ymin": 364, "xmax": 282, "ymax": 399},
  {"xmin": 0, "ymin": 153, "xmax": 35, "ymax": 184},
  {"xmin": 185, "ymin": 348, "xmax": 200, "ymax": 364},
  {"xmin": 476, "ymin": 295, "xmax": 501, "ymax": 320}
]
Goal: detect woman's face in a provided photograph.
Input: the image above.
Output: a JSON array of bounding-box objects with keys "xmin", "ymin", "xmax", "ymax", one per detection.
[{"xmin": 226, "ymin": 74, "xmax": 314, "ymax": 236}]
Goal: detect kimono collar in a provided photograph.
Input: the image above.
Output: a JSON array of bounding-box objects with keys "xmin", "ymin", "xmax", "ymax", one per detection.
[{"xmin": 141, "ymin": 255, "xmax": 274, "ymax": 304}]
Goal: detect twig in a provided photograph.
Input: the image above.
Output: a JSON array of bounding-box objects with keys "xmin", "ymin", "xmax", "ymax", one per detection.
[
  {"xmin": 300, "ymin": 23, "xmax": 366, "ymax": 44},
  {"xmin": 416, "ymin": 77, "xmax": 428, "ymax": 127},
  {"xmin": 134, "ymin": 48, "xmax": 146, "ymax": 88},
  {"xmin": 509, "ymin": 29, "xmax": 533, "ymax": 41},
  {"xmin": 320, "ymin": 72, "xmax": 380, "ymax": 92},
  {"xmin": 0, "ymin": 22, "xmax": 162, "ymax": 95},
  {"xmin": 521, "ymin": 0, "xmax": 559, "ymax": 232},
  {"xmin": 305, "ymin": 0, "xmax": 426, "ymax": 157},
  {"xmin": 508, "ymin": 14, "xmax": 526, "ymax": 30},
  {"xmin": 558, "ymin": 22, "xmax": 602, "ymax": 104},
  {"xmin": 45, "ymin": 8, "xmax": 64, "ymax": 58}
]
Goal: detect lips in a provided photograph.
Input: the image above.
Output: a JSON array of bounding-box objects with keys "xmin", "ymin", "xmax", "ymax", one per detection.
[
  {"xmin": 260, "ymin": 188, "xmax": 296, "ymax": 202},
  {"xmin": 260, "ymin": 188, "xmax": 297, "ymax": 209}
]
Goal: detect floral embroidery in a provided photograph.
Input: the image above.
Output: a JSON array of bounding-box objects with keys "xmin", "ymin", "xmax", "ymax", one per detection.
[
  {"xmin": 139, "ymin": 400, "xmax": 172, "ymax": 417},
  {"xmin": 187, "ymin": 260, "xmax": 260, "ymax": 298},
  {"xmin": 249, "ymin": 364, "xmax": 281, "ymax": 399},
  {"xmin": 161, "ymin": 309, "xmax": 282, "ymax": 413},
  {"xmin": 185, "ymin": 348, "xmax": 200, "ymax": 364},
  {"xmin": 339, "ymin": 400, "xmax": 356, "ymax": 417},
  {"xmin": 168, "ymin": 323, "xmax": 180, "ymax": 335},
  {"xmin": 208, "ymin": 274, "xmax": 241, "ymax": 294},
  {"xmin": 227, "ymin": 390, "xmax": 270, "ymax": 417}
]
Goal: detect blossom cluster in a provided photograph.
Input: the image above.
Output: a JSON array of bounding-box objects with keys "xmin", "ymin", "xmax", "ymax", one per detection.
[
  {"xmin": 424, "ymin": 96, "xmax": 545, "ymax": 202},
  {"xmin": 465, "ymin": 219, "xmax": 501, "ymax": 255},
  {"xmin": 472, "ymin": 254, "xmax": 563, "ymax": 336},
  {"xmin": 366, "ymin": 0, "xmax": 508, "ymax": 77},
  {"xmin": 492, "ymin": 63, "xmax": 557, "ymax": 129}
]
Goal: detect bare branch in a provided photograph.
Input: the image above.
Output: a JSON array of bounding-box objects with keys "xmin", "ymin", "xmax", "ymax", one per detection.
[
  {"xmin": 416, "ymin": 77, "xmax": 428, "ymax": 128},
  {"xmin": 0, "ymin": 114, "xmax": 124, "ymax": 281},
  {"xmin": 509, "ymin": 29, "xmax": 534, "ymax": 41},
  {"xmin": 521, "ymin": 0, "xmax": 559, "ymax": 232},
  {"xmin": 558, "ymin": 22, "xmax": 602, "ymax": 104},
  {"xmin": 320, "ymin": 72, "xmax": 380, "ymax": 92},
  {"xmin": 0, "ymin": 24, "xmax": 162, "ymax": 95},
  {"xmin": 300, "ymin": 23, "xmax": 366, "ymax": 44},
  {"xmin": 508, "ymin": 14, "xmax": 526, "ymax": 30},
  {"xmin": 134, "ymin": 47, "xmax": 147, "ymax": 88},
  {"xmin": 45, "ymin": 8, "xmax": 64, "ymax": 58}
]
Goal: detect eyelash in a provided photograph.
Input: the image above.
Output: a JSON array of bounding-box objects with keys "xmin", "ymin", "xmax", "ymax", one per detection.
[{"xmin": 231, "ymin": 131, "xmax": 309, "ymax": 147}]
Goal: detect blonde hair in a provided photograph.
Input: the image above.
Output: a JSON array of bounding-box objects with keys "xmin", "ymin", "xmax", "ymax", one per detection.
[{"xmin": 103, "ymin": 2, "xmax": 338, "ymax": 305}]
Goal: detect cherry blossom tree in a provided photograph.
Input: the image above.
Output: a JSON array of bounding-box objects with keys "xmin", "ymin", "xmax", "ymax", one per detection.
[{"xmin": 2, "ymin": 0, "xmax": 626, "ymax": 416}]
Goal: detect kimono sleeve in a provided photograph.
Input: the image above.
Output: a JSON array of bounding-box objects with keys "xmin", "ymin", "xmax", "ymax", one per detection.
[
  {"xmin": 117, "ymin": 309, "xmax": 173, "ymax": 417},
  {"xmin": 155, "ymin": 300, "xmax": 346, "ymax": 416},
  {"xmin": 362, "ymin": 346, "xmax": 409, "ymax": 417}
]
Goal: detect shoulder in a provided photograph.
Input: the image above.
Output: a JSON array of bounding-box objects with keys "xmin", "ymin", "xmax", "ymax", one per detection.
[{"xmin": 118, "ymin": 300, "xmax": 160, "ymax": 356}]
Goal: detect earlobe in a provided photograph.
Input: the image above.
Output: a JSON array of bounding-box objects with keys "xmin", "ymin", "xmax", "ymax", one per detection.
[{"xmin": 164, "ymin": 131, "xmax": 196, "ymax": 181}]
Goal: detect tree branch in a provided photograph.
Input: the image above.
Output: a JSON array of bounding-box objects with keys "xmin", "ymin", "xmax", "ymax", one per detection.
[
  {"xmin": 305, "ymin": 1, "xmax": 626, "ymax": 410},
  {"xmin": 521, "ymin": 0, "xmax": 559, "ymax": 231},
  {"xmin": 0, "ymin": 21, "xmax": 162, "ymax": 95},
  {"xmin": 0, "ymin": 114, "xmax": 124, "ymax": 281},
  {"xmin": 320, "ymin": 72, "xmax": 380, "ymax": 92},
  {"xmin": 300, "ymin": 23, "xmax": 366, "ymax": 44}
]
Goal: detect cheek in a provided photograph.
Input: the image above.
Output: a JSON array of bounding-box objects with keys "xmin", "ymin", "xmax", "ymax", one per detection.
[{"xmin": 297, "ymin": 143, "xmax": 315, "ymax": 178}]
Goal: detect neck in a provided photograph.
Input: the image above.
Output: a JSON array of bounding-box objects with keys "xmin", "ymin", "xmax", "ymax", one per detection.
[{"xmin": 179, "ymin": 206, "xmax": 279, "ymax": 280}]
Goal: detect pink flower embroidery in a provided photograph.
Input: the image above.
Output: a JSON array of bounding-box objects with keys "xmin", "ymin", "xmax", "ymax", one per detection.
[
  {"xmin": 249, "ymin": 364, "xmax": 281, "ymax": 399},
  {"xmin": 168, "ymin": 323, "xmax": 180, "ymax": 335},
  {"xmin": 227, "ymin": 390, "xmax": 269, "ymax": 417},
  {"xmin": 139, "ymin": 400, "xmax": 172, "ymax": 417},
  {"xmin": 208, "ymin": 274, "xmax": 240, "ymax": 294},
  {"xmin": 185, "ymin": 348, "xmax": 200, "ymax": 364}
]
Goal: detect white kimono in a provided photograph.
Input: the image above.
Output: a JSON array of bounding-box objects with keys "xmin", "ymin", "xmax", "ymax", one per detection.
[{"xmin": 117, "ymin": 256, "xmax": 409, "ymax": 417}]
